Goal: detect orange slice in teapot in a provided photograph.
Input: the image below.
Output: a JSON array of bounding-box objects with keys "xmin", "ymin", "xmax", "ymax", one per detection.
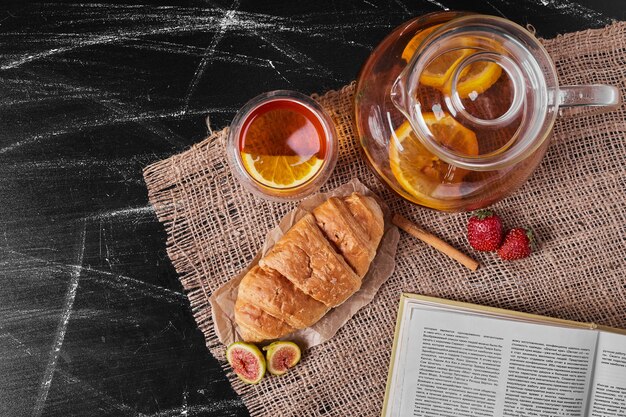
[
  {"xmin": 401, "ymin": 24, "xmax": 442, "ymax": 63},
  {"xmin": 402, "ymin": 26, "xmax": 502, "ymax": 97},
  {"xmin": 452, "ymin": 60, "xmax": 503, "ymax": 98},
  {"xmin": 389, "ymin": 113, "xmax": 478, "ymax": 199}
]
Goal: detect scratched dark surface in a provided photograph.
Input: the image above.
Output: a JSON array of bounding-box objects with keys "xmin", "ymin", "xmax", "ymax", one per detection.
[{"xmin": 0, "ymin": 1, "xmax": 624, "ymax": 416}]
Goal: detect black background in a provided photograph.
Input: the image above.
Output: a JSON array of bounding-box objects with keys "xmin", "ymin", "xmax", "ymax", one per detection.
[{"xmin": 1, "ymin": 1, "xmax": 624, "ymax": 416}]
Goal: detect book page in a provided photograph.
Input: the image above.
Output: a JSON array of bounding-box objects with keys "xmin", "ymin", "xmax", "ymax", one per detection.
[
  {"xmin": 389, "ymin": 304, "xmax": 598, "ymax": 417},
  {"xmin": 588, "ymin": 332, "xmax": 626, "ymax": 416}
]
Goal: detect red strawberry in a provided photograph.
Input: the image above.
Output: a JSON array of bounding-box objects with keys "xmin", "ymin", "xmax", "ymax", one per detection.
[
  {"xmin": 497, "ymin": 228, "xmax": 533, "ymax": 260},
  {"xmin": 467, "ymin": 209, "xmax": 503, "ymax": 251}
]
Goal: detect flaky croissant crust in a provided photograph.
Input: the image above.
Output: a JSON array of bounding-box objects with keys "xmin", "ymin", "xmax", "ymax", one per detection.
[{"xmin": 234, "ymin": 193, "xmax": 384, "ymax": 342}]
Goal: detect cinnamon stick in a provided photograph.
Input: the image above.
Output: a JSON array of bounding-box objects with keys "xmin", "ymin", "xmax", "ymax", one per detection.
[{"xmin": 392, "ymin": 213, "xmax": 479, "ymax": 271}]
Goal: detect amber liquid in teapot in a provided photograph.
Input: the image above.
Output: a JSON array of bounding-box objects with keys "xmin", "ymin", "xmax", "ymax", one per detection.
[{"xmin": 388, "ymin": 62, "xmax": 526, "ymax": 209}]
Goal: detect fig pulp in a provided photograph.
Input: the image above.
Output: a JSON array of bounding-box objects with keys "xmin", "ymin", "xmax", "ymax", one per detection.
[
  {"xmin": 226, "ymin": 342, "xmax": 266, "ymax": 384},
  {"xmin": 263, "ymin": 341, "xmax": 301, "ymax": 376}
]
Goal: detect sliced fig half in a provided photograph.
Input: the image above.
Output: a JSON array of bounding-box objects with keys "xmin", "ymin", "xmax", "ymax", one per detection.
[
  {"xmin": 226, "ymin": 342, "xmax": 266, "ymax": 384},
  {"xmin": 263, "ymin": 341, "xmax": 301, "ymax": 376}
]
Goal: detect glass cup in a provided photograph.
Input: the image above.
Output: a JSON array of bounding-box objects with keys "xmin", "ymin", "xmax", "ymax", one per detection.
[{"xmin": 227, "ymin": 90, "xmax": 338, "ymax": 202}]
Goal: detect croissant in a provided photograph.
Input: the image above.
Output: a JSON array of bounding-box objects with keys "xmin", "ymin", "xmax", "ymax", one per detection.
[{"xmin": 234, "ymin": 192, "xmax": 384, "ymax": 342}]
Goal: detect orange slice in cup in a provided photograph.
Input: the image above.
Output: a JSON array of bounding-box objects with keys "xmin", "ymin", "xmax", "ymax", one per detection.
[{"xmin": 241, "ymin": 153, "xmax": 323, "ymax": 189}]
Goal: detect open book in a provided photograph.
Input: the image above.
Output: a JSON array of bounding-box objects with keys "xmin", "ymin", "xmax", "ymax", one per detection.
[{"xmin": 382, "ymin": 294, "xmax": 626, "ymax": 417}]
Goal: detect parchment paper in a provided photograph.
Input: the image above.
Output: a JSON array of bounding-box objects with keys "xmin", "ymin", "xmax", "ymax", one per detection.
[{"xmin": 209, "ymin": 178, "xmax": 400, "ymax": 349}]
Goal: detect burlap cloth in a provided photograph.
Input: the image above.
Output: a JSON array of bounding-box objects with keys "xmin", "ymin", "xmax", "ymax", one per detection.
[{"xmin": 143, "ymin": 22, "xmax": 626, "ymax": 417}]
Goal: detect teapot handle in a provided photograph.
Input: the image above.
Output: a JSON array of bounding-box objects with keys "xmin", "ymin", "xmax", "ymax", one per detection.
[{"xmin": 551, "ymin": 85, "xmax": 621, "ymax": 117}]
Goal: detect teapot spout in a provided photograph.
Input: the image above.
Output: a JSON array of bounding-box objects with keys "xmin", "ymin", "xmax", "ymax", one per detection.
[{"xmin": 390, "ymin": 75, "xmax": 410, "ymax": 118}]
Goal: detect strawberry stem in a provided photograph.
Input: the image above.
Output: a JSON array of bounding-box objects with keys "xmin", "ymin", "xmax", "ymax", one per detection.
[
  {"xmin": 525, "ymin": 228, "xmax": 534, "ymax": 243},
  {"xmin": 473, "ymin": 209, "xmax": 494, "ymax": 220}
]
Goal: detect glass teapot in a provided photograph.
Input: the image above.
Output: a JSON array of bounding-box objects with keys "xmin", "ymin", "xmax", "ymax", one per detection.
[{"xmin": 355, "ymin": 12, "xmax": 620, "ymax": 211}]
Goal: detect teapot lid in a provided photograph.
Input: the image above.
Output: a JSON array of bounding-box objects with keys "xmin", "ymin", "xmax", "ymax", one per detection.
[{"xmin": 391, "ymin": 15, "xmax": 559, "ymax": 171}]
